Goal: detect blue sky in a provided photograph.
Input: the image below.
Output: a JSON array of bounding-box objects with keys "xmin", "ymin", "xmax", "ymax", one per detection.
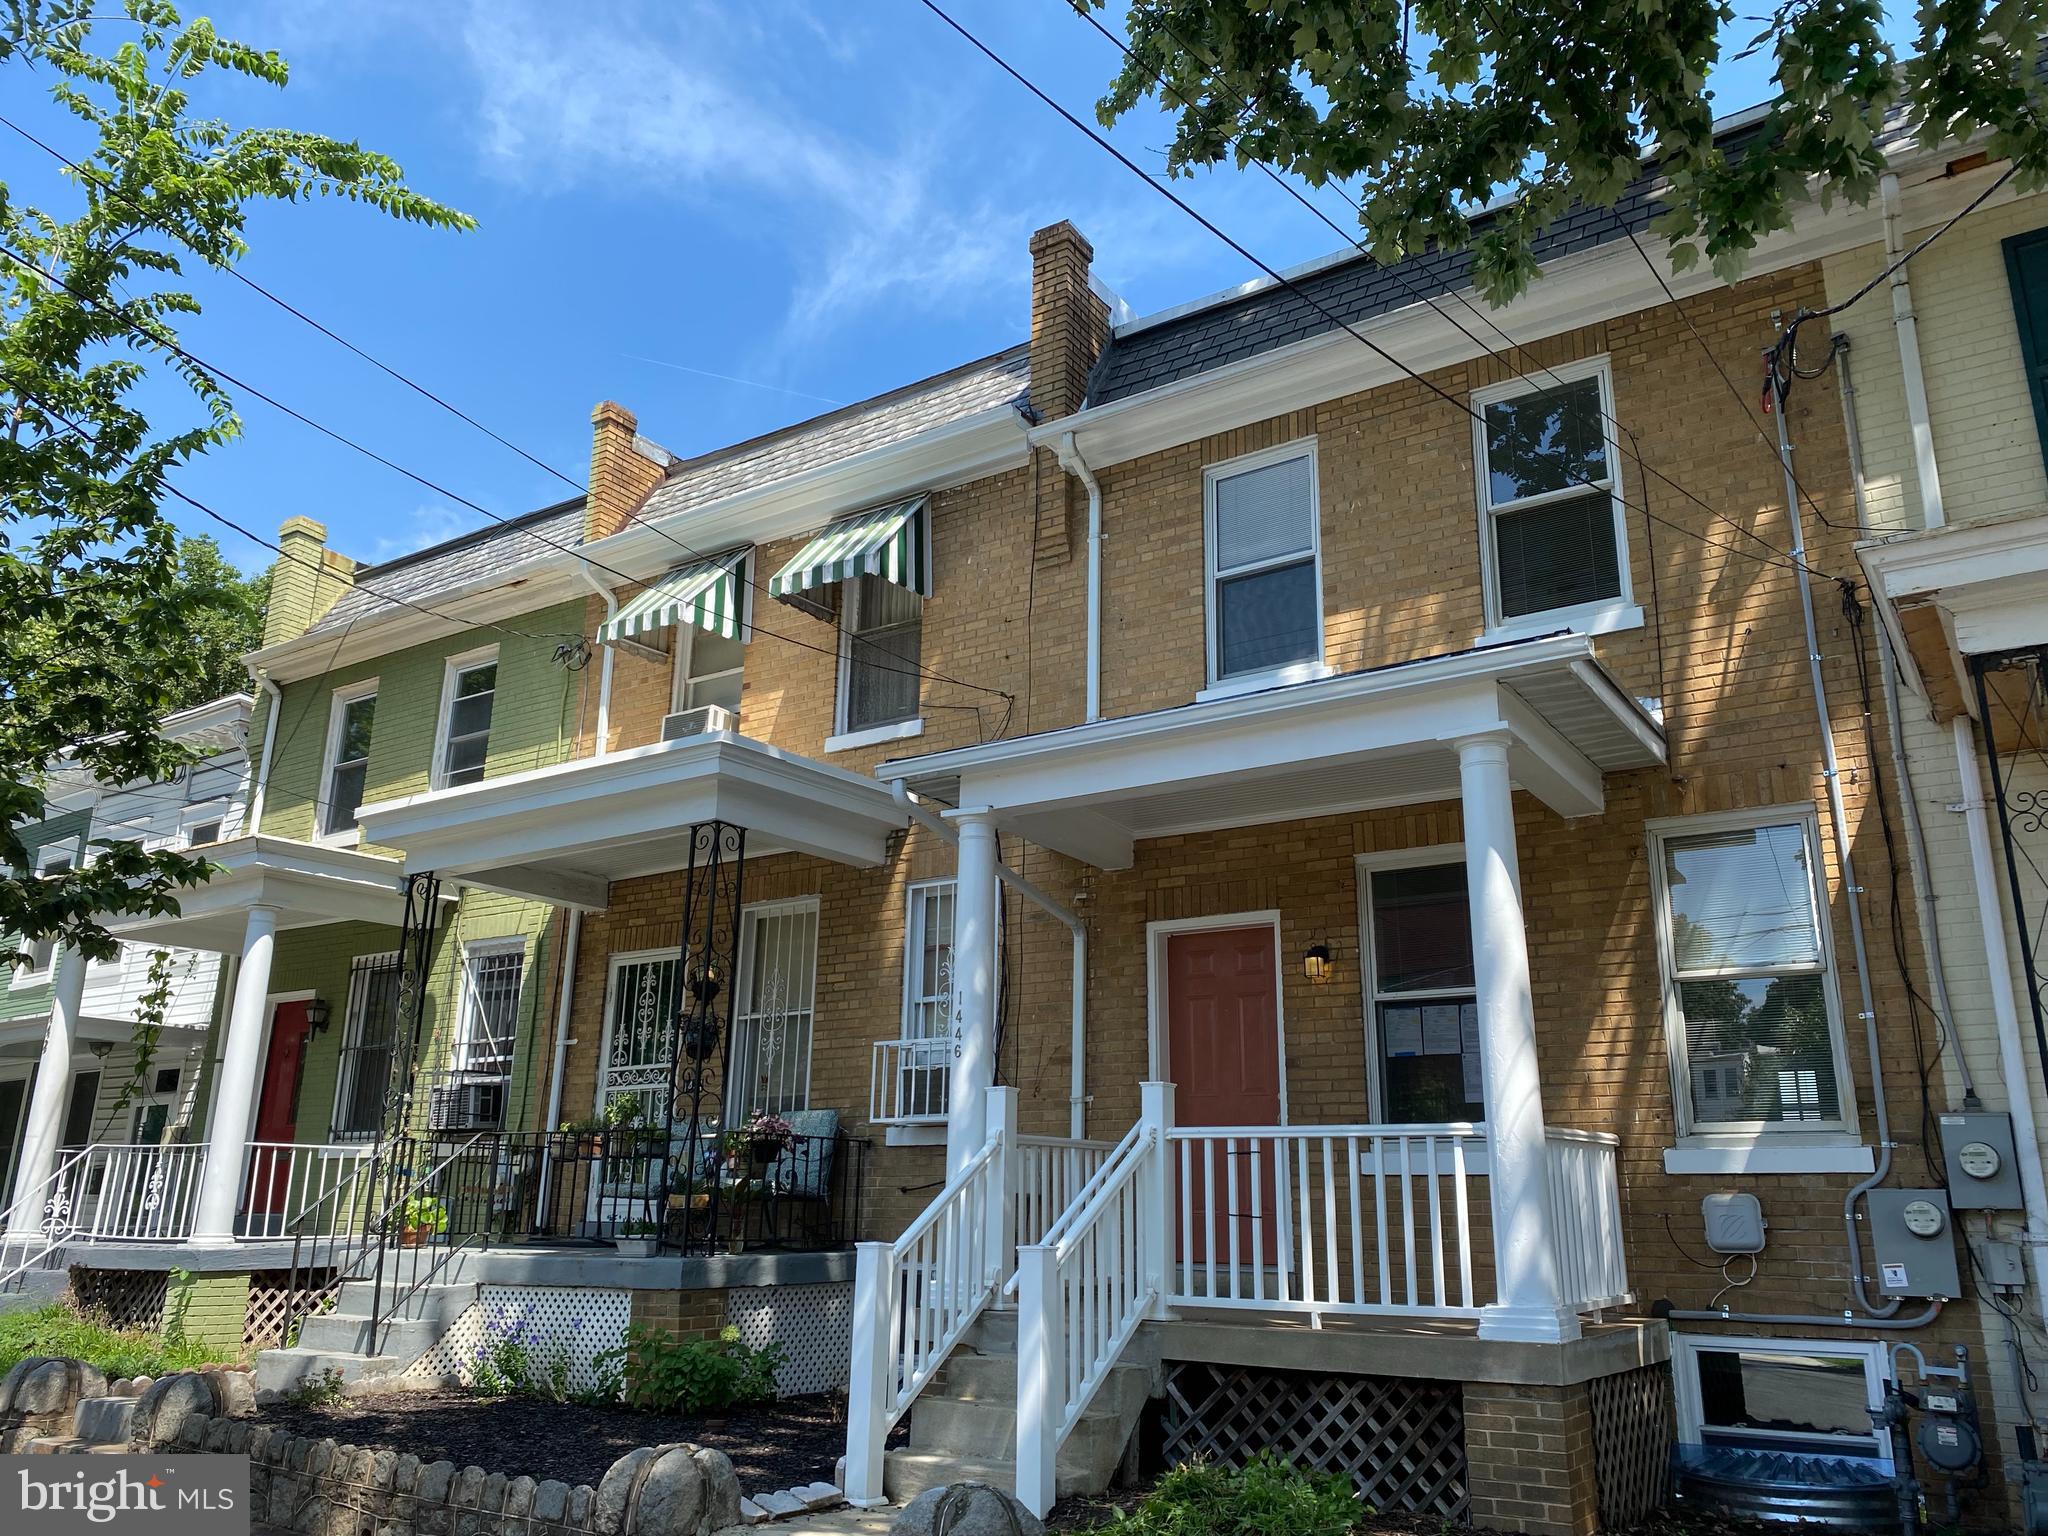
[{"xmin": 7, "ymin": 2, "xmax": 1857, "ymax": 577}]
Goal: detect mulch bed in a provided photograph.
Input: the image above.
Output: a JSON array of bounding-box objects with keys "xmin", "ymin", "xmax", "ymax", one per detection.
[{"xmin": 257, "ymin": 1389, "xmax": 867, "ymax": 1494}]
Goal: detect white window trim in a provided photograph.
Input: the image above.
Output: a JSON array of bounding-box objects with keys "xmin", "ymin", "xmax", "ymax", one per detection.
[
  {"xmin": 13, "ymin": 837, "xmax": 80, "ymax": 987},
  {"xmin": 834, "ymin": 576, "xmax": 924, "ymax": 744},
  {"xmin": 1671, "ymin": 1332, "xmax": 1893, "ymax": 1468},
  {"xmin": 1648, "ymin": 802, "xmax": 1861, "ymax": 1163},
  {"xmin": 1470, "ymin": 355, "xmax": 1635, "ymax": 637},
  {"xmin": 316, "ymin": 678, "xmax": 378, "ymax": 847},
  {"xmin": 179, "ymin": 800, "xmax": 230, "ymax": 849},
  {"xmin": 1202, "ymin": 438, "xmax": 1325, "ymax": 692},
  {"xmin": 669, "ymin": 579, "xmax": 754, "ymax": 719},
  {"xmin": 452, "ymin": 935, "xmax": 526, "ymax": 1077},
  {"xmin": 900, "ymin": 877, "xmax": 954, "ymax": 1045},
  {"xmin": 431, "ymin": 646, "xmax": 499, "ymax": 793},
  {"xmin": 329, "ymin": 949, "xmax": 401, "ymax": 1142}
]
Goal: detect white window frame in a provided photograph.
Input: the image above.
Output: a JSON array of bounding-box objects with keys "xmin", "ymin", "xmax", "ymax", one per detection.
[
  {"xmin": 431, "ymin": 646, "xmax": 499, "ymax": 792},
  {"xmin": 13, "ymin": 837, "xmax": 80, "ymax": 986},
  {"xmin": 329, "ymin": 950, "xmax": 402, "ymax": 1142},
  {"xmin": 1200, "ymin": 439, "xmax": 1329, "ymax": 699},
  {"xmin": 829, "ymin": 577, "xmax": 925, "ymax": 752},
  {"xmin": 1470, "ymin": 355, "xmax": 1641, "ymax": 641},
  {"xmin": 1353, "ymin": 845, "xmax": 1485, "ymax": 1125},
  {"xmin": 452, "ymin": 936, "xmax": 525, "ymax": 1079},
  {"xmin": 900, "ymin": 878, "xmax": 957, "ymax": 1045},
  {"xmin": 179, "ymin": 800, "xmax": 229, "ymax": 849},
  {"xmin": 1648, "ymin": 804, "xmax": 1860, "ymax": 1163},
  {"xmin": 1671, "ymin": 1333, "xmax": 1892, "ymax": 1467},
  {"xmin": 317, "ymin": 678, "xmax": 378, "ymax": 845},
  {"xmin": 669, "ymin": 609, "xmax": 750, "ymax": 722}
]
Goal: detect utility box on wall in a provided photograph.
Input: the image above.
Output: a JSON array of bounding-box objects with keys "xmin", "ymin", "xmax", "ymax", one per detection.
[
  {"xmin": 1940, "ymin": 1112, "xmax": 2025, "ymax": 1210},
  {"xmin": 1866, "ymin": 1189, "xmax": 1962, "ymax": 1298}
]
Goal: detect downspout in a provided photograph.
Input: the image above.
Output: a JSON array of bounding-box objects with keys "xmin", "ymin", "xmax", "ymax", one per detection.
[
  {"xmin": 577, "ymin": 567, "xmax": 618, "ymax": 756},
  {"xmin": 1055, "ymin": 432, "xmax": 1104, "ymax": 723},
  {"xmin": 246, "ymin": 671, "xmax": 282, "ymax": 835},
  {"xmin": 542, "ymin": 907, "xmax": 583, "ymax": 1140},
  {"xmin": 890, "ymin": 781, "xmax": 1089, "ymax": 1139},
  {"xmin": 1883, "ymin": 172, "xmax": 1946, "ymax": 529}
]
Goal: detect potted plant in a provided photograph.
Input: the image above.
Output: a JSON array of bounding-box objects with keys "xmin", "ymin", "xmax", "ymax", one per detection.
[
  {"xmin": 602, "ymin": 1094, "xmax": 646, "ymax": 1155},
  {"xmin": 560, "ymin": 1117, "xmax": 605, "ymax": 1155},
  {"xmin": 614, "ymin": 1218, "xmax": 660, "ymax": 1258},
  {"xmin": 725, "ymin": 1111, "xmax": 796, "ymax": 1165},
  {"xmin": 399, "ymin": 1193, "xmax": 448, "ymax": 1248}
]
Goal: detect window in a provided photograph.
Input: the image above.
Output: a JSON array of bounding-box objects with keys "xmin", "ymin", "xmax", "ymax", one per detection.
[
  {"xmin": 454, "ymin": 941, "xmax": 524, "ymax": 1080},
  {"xmin": 840, "ymin": 574, "xmax": 922, "ymax": 733},
  {"xmin": 728, "ymin": 899, "xmax": 819, "ymax": 1117},
  {"xmin": 1204, "ymin": 443, "xmax": 1322, "ymax": 685},
  {"xmin": 321, "ymin": 684, "xmax": 377, "ymax": 837},
  {"xmin": 1359, "ymin": 851, "xmax": 1483, "ymax": 1123},
  {"xmin": 1674, "ymin": 1335, "xmax": 1889, "ymax": 1464},
  {"xmin": 2004, "ymin": 225, "xmax": 2048, "ymax": 474},
  {"xmin": 1651, "ymin": 809, "xmax": 1850, "ymax": 1137},
  {"xmin": 1473, "ymin": 360, "xmax": 1630, "ymax": 628},
  {"xmin": 18, "ymin": 841, "xmax": 77, "ymax": 979},
  {"xmin": 185, "ymin": 820, "xmax": 223, "ymax": 848},
  {"xmin": 436, "ymin": 653, "xmax": 497, "ymax": 789},
  {"xmin": 331, "ymin": 952, "xmax": 401, "ymax": 1139},
  {"xmin": 896, "ymin": 881, "xmax": 957, "ymax": 1121},
  {"xmin": 674, "ymin": 625, "xmax": 745, "ymax": 719}
]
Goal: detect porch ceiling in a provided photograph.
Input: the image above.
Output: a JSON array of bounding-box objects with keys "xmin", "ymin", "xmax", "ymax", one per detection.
[
  {"xmin": 879, "ymin": 634, "xmax": 1664, "ymax": 869},
  {"xmin": 356, "ymin": 731, "xmax": 909, "ymax": 910},
  {"xmin": 103, "ymin": 835, "xmax": 416, "ymax": 953}
]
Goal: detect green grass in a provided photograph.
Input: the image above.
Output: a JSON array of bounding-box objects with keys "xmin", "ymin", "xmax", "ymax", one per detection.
[{"xmin": 0, "ymin": 1303, "xmax": 240, "ymax": 1380}]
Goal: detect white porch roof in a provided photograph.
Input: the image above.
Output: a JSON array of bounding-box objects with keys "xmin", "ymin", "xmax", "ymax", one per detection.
[
  {"xmin": 103, "ymin": 835, "xmax": 416, "ymax": 953},
  {"xmin": 355, "ymin": 731, "xmax": 910, "ymax": 910},
  {"xmin": 879, "ymin": 633, "xmax": 1664, "ymax": 869}
]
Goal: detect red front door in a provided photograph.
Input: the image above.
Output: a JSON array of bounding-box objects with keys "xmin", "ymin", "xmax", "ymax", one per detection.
[
  {"xmin": 1165, "ymin": 926, "xmax": 1282, "ymax": 1266},
  {"xmin": 246, "ymin": 1001, "xmax": 310, "ymax": 1217}
]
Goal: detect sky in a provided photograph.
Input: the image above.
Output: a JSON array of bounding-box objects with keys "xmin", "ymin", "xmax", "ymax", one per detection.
[{"xmin": 4, "ymin": 1, "xmax": 1872, "ymax": 577}]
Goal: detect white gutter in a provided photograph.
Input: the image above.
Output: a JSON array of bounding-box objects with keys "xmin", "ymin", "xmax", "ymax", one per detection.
[
  {"xmin": 889, "ymin": 781, "xmax": 1090, "ymax": 1139},
  {"xmin": 1055, "ymin": 432, "xmax": 1105, "ymax": 723},
  {"xmin": 1883, "ymin": 172, "xmax": 1946, "ymax": 529},
  {"xmin": 577, "ymin": 567, "xmax": 618, "ymax": 757},
  {"xmin": 1955, "ymin": 717, "xmax": 2048, "ymax": 1342},
  {"xmin": 246, "ymin": 671, "xmax": 283, "ymax": 835}
]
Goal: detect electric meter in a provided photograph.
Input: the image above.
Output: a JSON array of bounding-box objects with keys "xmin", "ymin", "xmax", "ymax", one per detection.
[
  {"xmin": 1903, "ymin": 1199, "xmax": 1947, "ymax": 1238},
  {"xmin": 1957, "ymin": 1141, "xmax": 2002, "ymax": 1180}
]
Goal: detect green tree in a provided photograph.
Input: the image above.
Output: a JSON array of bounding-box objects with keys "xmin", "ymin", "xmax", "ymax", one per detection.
[
  {"xmin": 1, "ymin": 0, "xmax": 472, "ymax": 972},
  {"xmin": 1079, "ymin": 0, "xmax": 2048, "ymax": 301}
]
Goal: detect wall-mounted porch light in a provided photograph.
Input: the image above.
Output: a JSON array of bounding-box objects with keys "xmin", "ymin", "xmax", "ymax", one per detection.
[
  {"xmin": 1303, "ymin": 943, "xmax": 1333, "ymax": 984},
  {"xmin": 305, "ymin": 996, "xmax": 332, "ymax": 1034}
]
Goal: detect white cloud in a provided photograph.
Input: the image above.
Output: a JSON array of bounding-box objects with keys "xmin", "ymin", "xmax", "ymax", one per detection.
[{"xmin": 371, "ymin": 503, "xmax": 487, "ymax": 562}]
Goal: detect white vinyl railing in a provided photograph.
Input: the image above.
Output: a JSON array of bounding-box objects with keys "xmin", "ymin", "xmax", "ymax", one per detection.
[
  {"xmin": 1014, "ymin": 1133, "xmax": 1113, "ymax": 1250},
  {"xmin": 1167, "ymin": 1124, "xmax": 1489, "ymax": 1319},
  {"xmin": 238, "ymin": 1142, "xmax": 379, "ymax": 1239},
  {"xmin": 869, "ymin": 1037, "xmax": 950, "ymax": 1124},
  {"xmin": 1544, "ymin": 1128, "xmax": 1629, "ymax": 1312},
  {"xmin": 54, "ymin": 1143, "xmax": 208, "ymax": 1242},
  {"xmin": 845, "ymin": 1087, "xmax": 1019, "ymax": 1507}
]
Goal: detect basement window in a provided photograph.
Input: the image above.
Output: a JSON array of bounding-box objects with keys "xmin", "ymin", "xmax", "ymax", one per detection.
[{"xmin": 1674, "ymin": 1335, "xmax": 1890, "ymax": 1465}]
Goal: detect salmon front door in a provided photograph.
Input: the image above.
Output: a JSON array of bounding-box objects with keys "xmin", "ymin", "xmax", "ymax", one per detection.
[
  {"xmin": 245, "ymin": 1001, "xmax": 311, "ymax": 1220},
  {"xmin": 1163, "ymin": 924, "xmax": 1282, "ymax": 1268}
]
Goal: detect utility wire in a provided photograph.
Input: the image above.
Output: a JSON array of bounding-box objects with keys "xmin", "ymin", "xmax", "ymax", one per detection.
[
  {"xmin": 1070, "ymin": 4, "xmax": 1824, "ymax": 574},
  {"xmin": 925, "ymin": 0, "xmax": 1839, "ymax": 585}
]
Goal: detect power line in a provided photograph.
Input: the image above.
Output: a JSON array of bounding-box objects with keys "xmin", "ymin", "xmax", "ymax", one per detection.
[
  {"xmin": 924, "ymin": 0, "xmax": 1838, "ymax": 585},
  {"xmin": 1069, "ymin": 5, "xmax": 1827, "ymax": 574}
]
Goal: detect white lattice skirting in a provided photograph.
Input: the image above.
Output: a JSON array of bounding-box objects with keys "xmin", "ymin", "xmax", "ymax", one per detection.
[
  {"xmin": 402, "ymin": 1286, "xmax": 632, "ymax": 1395},
  {"xmin": 726, "ymin": 1282, "xmax": 852, "ymax": 1396}
]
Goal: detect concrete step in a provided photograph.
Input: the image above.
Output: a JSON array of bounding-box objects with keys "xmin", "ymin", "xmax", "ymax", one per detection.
[
  {"xmin": 295, "ymin": 1309, "xmax": 445, "ymax": 1361},
  {"xmin": 27, "ymin": 1436, "xmax": 124, "ymax": 1456},
  {"xmin": 883, "ymin": 1450, "xmax": 1099, "ymax": 1504},
  {"xmin": 73, "ymin": 1396, "xmax": 136, "ymax": 1446},
  {"xmin": 929, "ymin": 1350, "xmax": 1016, "ymax": 1401},
  {"xmin": 254, "ymin": 1348, "xmax": 401, "ymax": 1396},
  {"xmin": 962, "ymin": 1311, "xmax": 1017, "ymax": 1355},
  {"xmin": 325, "ymin": 1279, "xmax": 472, "ymax": 1327}
]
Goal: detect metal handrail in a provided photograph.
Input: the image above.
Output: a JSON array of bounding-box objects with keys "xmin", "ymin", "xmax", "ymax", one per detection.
[
  {"xmin": 365, "ymin": 1133, "xmax": 487, "ymax": 1356},
  {"xmin": 281, "ymin": 1140, "xmax": 390, "ymax": 1345}
]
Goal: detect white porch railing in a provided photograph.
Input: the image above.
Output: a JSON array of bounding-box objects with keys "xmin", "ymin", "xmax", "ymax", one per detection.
[
  {"xmin": 53, "ymin": 1143, "xmax": 208, "ymax": 1242},
  {"xmin": 869, "ymin": 1037, "xmax": 951, "ymax": 1125},
  {"xmin": 1545, "ymin": 1128, "xmax": 1630, "ymax": 1312},
  {"xmin": 1014, "ymin": 1133, "xmax": 1113, "ymax": 1249},
  {"xmin": 238, "ymin": 1142, "xmax": 379, "ymax": 1239}
]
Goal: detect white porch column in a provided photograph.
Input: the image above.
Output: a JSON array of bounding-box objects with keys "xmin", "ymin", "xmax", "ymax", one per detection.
[
  {"xmin": 5, "ymin": 948, "xmax": 87, "ymax": 1239},
  {"xmin": 1457, "ymin": 734, "xmax": 1579, "ymax": 1344},
  {"xmin": 946, "ymin": 808, "xmax": 1000, "ymax": 1181},
  {"xmin": 192, "ymin": 904, "xmax": 280, "ymax": 1242}
]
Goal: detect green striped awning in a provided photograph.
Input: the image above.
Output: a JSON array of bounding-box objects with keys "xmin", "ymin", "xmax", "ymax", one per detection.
[
  {"xmin": 767, "ymin": 495, "xmax": 931, "ymax": 612},
  {"xmin": 599, "ymin": 547, "xmax": 750, "ymax": 646}
]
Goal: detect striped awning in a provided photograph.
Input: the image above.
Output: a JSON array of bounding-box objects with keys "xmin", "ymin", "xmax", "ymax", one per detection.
[
  {"xmin": 767, "ymin": 495, "xmax": 931, "ymax": 614},
  {"xmin": 599, "ymin": 547, "xmax": 750, "ymax": 646}
]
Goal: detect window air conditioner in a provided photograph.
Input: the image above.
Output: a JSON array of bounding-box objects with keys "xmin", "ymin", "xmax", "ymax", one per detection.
[
  {"xmin": 428, "ymin": 1080, "xmax": 505, "ymax": 1131},
  {"xmin": 661, "ymin": 704, "xmax": 736, "ymax": 741}
]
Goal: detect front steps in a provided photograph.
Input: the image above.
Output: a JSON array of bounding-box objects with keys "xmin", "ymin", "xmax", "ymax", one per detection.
[
  {"xmin": 26, "ymin": 1392, "xmax": 136, "ymax": 1455},
  {"xmin": 255, "ymin": 1276, "xmax": 474, "ymax": 1394},
  {"xmin": 885, "ymin": 1310, "xmax": 1151, "ymax": 1503}
]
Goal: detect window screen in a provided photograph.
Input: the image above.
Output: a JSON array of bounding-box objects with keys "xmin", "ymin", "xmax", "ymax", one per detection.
[
  {"xmin": 1368, "ymin": 861, "xmax": 1484, "ymax": 1122},
  {"xmin": 1209, "ymin": 452, "xmax": 1319, "ymax": 680},
  {"xmin": 1479, "ymin": 375, "xmax": 1623, "ymax": 621},
  {"xmin": 1661, "ymin": 819, "xmax": 1843, "ymax": 1129}
]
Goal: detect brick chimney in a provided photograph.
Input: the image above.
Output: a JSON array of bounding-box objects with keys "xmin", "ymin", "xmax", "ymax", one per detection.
[
  {"xmin": 261, "ymin": 516, "xmax": 355, "ymax": 647},
  {"xmin": 586, "ymin": 401, "xmax": 669, "ymax": 542},
  {"xmin": 1028, "ymin": 221, "xmax": 1109, "ymax": 423}
]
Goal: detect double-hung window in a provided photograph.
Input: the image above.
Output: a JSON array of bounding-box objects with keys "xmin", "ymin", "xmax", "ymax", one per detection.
[
  {"xmin": 840, "ymin": 574, "xmax": 922, "ymax": 734},
  {"xmin": 321, "ymin": 683, "xmax": 377, "ymax": 838},
  {"xmin": 1472, "ymin": 359, "xmax": 1632, "ymax": 631},
  {"xmin": 331, "ymin": 951, "xmax": 401, "ymax": 1140},
  {"xmin": 16, "ymin": 841, "xmax": 77, "ymax": 981},
  {"xmin": 1359, "ymin": 850, "xmax": 1483, "ymax": 1123},
  {"xmin": 675, "ymin": 625, "xmax": 745, "ymax": 719},
  {"xmin": 1204, "ymin": 442, "xmax": 1323, "ymax": 687},
  {"xmin": 436, "ymin": 651, "xmax": 497, "ymax": 789},
  {"xmin": 1650, "ymin": 809, "xmax": 1850, "ymax": 1138}
]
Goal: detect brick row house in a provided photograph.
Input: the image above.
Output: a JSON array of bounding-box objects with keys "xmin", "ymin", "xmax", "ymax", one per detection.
[{"xmin": 7, "ymin": 114, "xmax": 2048, "ymax": 1533}]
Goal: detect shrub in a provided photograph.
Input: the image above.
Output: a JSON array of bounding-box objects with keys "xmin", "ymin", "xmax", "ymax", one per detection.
[
  {"xmin": 618, "ymin": 1323, "xmax": 781, "ymax": 1415},
  {"xmin": 1110, "ymin": 1455, "xmax": 1359, "ymax": 1536},
  {"xmin": 0, "ymin": 1303, "xmax": 235, "ymax": 1379}
]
